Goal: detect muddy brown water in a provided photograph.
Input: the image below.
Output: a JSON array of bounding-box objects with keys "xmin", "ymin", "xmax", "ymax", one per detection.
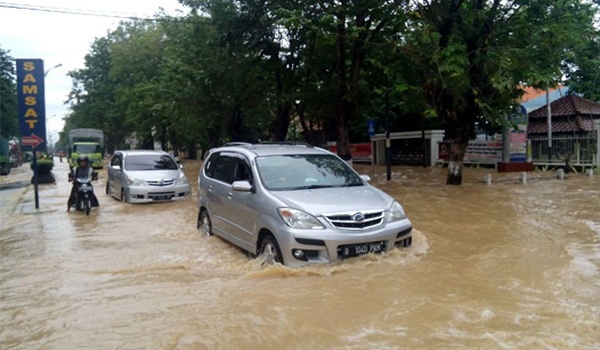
[{"xmin": 1, "ymin": 159, "xmax": 599, "ymax": 349}]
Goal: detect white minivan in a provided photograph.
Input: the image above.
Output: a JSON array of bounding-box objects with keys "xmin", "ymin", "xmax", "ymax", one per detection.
[{"xmin": 107, "ymin": 150, "xmax": 191, "ymax": 203}]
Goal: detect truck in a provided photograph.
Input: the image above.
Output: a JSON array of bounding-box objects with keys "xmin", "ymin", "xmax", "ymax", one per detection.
[{"xmin": 68, "ymin": 129, "xmax": 105, "ymax": 169}]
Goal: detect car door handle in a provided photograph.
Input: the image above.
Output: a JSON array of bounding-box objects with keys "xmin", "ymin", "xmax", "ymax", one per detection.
[
  {"xmin": 207, "ymin": 185, "xmax": 214, "ymax": 192},
  {"xmin": 227, "ymin": 192, "xmax": 233, "ymax": 199}
]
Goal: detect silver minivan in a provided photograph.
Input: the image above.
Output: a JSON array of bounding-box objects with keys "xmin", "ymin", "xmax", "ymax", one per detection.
[
  {"xmin": 107, "ymin": 150, "xmax": 191, "ymax": 203},
  {"xmin": 197, "ymin": 143, "xmax": 413, "ymax": 268}
]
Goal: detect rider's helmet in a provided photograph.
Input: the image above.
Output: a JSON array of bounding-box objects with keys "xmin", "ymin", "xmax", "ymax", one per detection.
[{"xmin": 77, "ymin": 155, "xmax": 89, "ymax": 166}]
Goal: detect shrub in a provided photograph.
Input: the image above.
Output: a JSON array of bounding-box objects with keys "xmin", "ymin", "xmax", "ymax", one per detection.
[{"xmin": 30, "ymin": 159, "xmax": 54, "ymax": 174}]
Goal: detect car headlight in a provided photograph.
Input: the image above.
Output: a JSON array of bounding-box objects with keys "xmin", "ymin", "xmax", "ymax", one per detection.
[
  {"xmin": 176, "ymin": 173, "xmax": 189, "ymax": 185},
  {"xmin": 277, "ymin": 208, "xmax": 325, "ymax": 230},
  {"xmin": 126, "ymin": 176, "xmax": 143, "ymax": 186},
  {"xmin": 388, "ymin": 201, "xmax": 406, "ymax": 222}
]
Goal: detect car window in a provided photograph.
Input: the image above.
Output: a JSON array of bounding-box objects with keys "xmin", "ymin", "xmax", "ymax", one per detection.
[
  {"xmin": 110, "ymin": 155, "xmax": 120, "ymax": 167},
  {"xmin": 256, "ymin": 154, "xmax": 363, "ymax": 190},
  {"xmin": 203, "ymin": 152, "xmax": 219, "ymax": 178},
  {"xmin": 211, "ymin": 155, "xmax": 238, "ymax": 184},
  {"xmin": 234, "ymin": 159, "xmax": 252, "ymax": 182},
  {"xmin": 124, "ymin": 154, "xmax": 178, "ymax": 171}
]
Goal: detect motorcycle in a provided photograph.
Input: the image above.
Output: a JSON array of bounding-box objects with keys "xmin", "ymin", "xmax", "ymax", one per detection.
[
  {"xmin": 71, "ymin": 172, "xmax": 98, "ymax": 215},
  {"xmin": 9, "ymin": 152, "xmax": 19, "ymax": 168}
]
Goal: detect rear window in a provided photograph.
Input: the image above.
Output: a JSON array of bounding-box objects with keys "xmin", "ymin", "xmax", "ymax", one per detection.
[{"xmin": 124, "ymin": 154, "xmax": 178, "ymax": 171}]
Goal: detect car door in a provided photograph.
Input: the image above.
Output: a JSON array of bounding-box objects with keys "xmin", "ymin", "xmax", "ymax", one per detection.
[
  {"xmin": 206, "ymin": 153, "xmax": 239, "ymax": 240},
  {"xmin": 207, "ymin": 153, "xmax": 257, "ymax": 252},
  {"xmin": 224, "ymin": 156, "xmax": 260, "ymax": 250}
]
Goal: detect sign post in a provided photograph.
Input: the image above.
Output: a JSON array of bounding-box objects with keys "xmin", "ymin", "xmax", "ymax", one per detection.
[{"xmin": 16, "ymin": 59, "xmax": 47, "ymax": 209}]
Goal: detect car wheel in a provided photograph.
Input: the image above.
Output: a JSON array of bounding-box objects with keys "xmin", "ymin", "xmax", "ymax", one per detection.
[
  {"xmin": 120, "ymin": 189, "xmax": 127, "ymax": 203},
  {"xmin": 105, "ymin": 181, "xmax": 110, "ymax": 195},
  {"xmin": 197, "ymin": 210, "xmax": 212, "ymax": 237},
  {"xmin": 259, "ymin": 235, "xmax": 283, "ymax": 265}
]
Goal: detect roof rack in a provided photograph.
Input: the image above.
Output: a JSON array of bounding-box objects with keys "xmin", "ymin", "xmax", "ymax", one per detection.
[
  {"xmin": 223, "ymin": 142, "xmax": 252, "ymax": 147},
  {"xmin": 258, "ymin": 141, "xmax": 314, "ymax": 148}
]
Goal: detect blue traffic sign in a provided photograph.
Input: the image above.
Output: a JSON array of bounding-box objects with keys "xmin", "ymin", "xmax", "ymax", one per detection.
[
  {"xmin": 367, "ymin": 119, "xmax": 376, "ymax": 136},
  {"xmin": 16, "ymin": 59, "xmax": 47, "ymax": 152}
]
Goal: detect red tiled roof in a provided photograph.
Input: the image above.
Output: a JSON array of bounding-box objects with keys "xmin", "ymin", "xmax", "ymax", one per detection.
[
  {"xmin": 529, "ymin": 95, "xmax": 600, "ymax": 119},
  {"xmin": 517, "ymin": 85, "xmax": 563, "ymax": 103},
  {"xmin": 528, "ymin": 117, "xmax": 595, "ymax": 134}
]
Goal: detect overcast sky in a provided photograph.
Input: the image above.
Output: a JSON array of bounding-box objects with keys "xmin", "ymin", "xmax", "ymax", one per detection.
[{"xmin": 0, "ymin": 0, "xmax": 187, "ymax": 143}]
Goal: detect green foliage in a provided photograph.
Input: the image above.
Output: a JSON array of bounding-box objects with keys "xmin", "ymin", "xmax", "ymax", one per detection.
[
  {"xmin": 62, "ymin": 0, "xmax": 599, "ymax": 162},
  {"xmin": 0, "ymin": 46, "xmax": 18, "ymax": 139},
  {"xmin": 31, "ymin": 159, "xmax": 54, "ymax": 174},
  {"xmin": 400, "ymin": 0, "xmax": 598, "ymax": 142},
  {"xmin": 564, "ymin": 28, "xmax": 600, "ymax": 100}
]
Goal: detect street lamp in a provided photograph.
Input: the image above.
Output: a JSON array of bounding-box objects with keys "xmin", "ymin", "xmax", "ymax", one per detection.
[{"xmin": 44, "ymin": 63, "xmax": 62, "ymax": 76}]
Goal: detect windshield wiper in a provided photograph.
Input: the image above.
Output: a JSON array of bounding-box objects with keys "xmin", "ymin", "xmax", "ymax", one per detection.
[
  {"xmin": 325, "ymin": 183, "xmax": 363, "ymax": 188},
  {"xmin": 293, "ymin": 184, "xmax": 334, "ymax": 190}
]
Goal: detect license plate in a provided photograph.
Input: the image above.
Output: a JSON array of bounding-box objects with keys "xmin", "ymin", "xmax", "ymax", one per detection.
[
  {"xmin": 153, "ymin": 195, "xmax": 171, "ymax": 201},
  {"xmin": 338, "ymin": 241, "xmax": 387, "ymax": 259}
]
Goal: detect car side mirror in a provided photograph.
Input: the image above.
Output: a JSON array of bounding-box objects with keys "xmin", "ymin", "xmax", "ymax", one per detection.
[
  {"xmin": 232, "ymin": 180, "xmax": 253, "ymax": 192},
  {"xmin": 360, "ymin": 174, "xmax": 371, "ymax": 182},
  {"xmin": 111, "ymin": 164, "xmax": 121, "ymax": 171}
]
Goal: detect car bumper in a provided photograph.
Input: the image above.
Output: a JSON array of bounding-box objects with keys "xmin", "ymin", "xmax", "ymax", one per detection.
[
  {"xmin": 126, "ymin": 184, "xmax": 192, "ymax": 203},
  {"xmin": 276, "ymin": 218, "xmax": 413, "ymax": 268}
]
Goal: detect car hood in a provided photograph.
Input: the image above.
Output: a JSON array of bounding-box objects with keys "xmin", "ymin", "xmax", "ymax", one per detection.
[
  {"xmin": 268, "ymin": 185, "xmax": 393, "ymax": 215},
  {"xmin": 126, "ymin": 170, "xmax": 183, "ymax": 181}
]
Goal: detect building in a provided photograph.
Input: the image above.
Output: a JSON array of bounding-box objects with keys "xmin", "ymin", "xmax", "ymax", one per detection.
[{"xmin": 527, "ymin": 94, "xmax": 600, "ymax": 166}]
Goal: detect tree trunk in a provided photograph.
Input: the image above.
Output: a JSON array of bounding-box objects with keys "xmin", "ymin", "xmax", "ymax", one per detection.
[
  {"xmin": 336, "ymin": 101, "xmax": 352, "ymax": 161},
  {"xmin": 446, "ymin": 137, "xmax": 468, "ymax": 185},
  {"xmin": 269, "ymin": 102, "xmax": 291, "ymax": 141},
  {"xmin": 187, "ymin": 142, "xmax": 197, "ymax": 160},
  {"xmin": 141, "ymin": 131, "xmax": 154, "ymax": 150},
  {"xmin": 227, "ymin": 104, "xmax": 244, "ymax": 142},
  {"xmin": 160, "ymin": 125, "xmax": 167, "ymax": 152}
]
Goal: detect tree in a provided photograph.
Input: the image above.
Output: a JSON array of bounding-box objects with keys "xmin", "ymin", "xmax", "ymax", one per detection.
[
  {"xmin": 0, "ymin": 47, "xmax": 18, "ymax": 139},
  {"xmin": 276, "ymin": 0, "xmax": 407, "ymax": 159},
  {"xmin": 66, "ymin": 36, "xmax": 126, "ymax": 153},
  {"xmin": 564, "ymin": 29, "xmax": 600, "ymax": 101},
  {"xmin": 401, "ymin": 0, "xmax": 598, "ymax": 184}
]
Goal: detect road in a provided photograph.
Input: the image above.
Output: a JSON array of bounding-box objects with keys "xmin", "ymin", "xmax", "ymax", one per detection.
[
  {"xmin": 1, "ymin": 159, "xmax": 600, "ymax": 349},
  {"xmin": 0, "ymin": 162, "xmax": 33, "ymax": 216}
]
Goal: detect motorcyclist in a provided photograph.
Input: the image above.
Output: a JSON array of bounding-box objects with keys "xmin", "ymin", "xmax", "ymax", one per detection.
[{"xmin": 67, "ymin": 155, "xmax": 99, "ymax": 212}]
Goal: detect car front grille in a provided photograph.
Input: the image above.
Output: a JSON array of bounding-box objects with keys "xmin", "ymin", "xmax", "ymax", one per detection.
[
  {"xmin": 146, "ymin": 179, "xmax": 175, "ymax": 187},
  {"xmin": 324, "ymin": 210, "xmax": 385, "ymax": 230}
]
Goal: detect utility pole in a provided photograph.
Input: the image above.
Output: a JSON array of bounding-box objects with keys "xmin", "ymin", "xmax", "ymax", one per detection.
[
  {"xmin": 385, "ymin": 88, "xmax": 391, "ymax": 181},
  {"xmin": 546, "ymin": 87, "xmax": 552, "ymax": 161}
]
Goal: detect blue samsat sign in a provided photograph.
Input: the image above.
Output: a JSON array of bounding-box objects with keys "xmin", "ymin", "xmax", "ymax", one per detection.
[{"xmin": 16, "ymin": 59, "xmax": 47, "ymax": 152}]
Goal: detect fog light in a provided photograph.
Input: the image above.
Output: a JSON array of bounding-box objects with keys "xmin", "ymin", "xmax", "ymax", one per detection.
[{"xmin": 292, "ymin": 249, "xmax": 307, "ymax": 261}]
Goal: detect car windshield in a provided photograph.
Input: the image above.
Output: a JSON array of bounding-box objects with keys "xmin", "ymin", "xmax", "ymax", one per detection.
[
  {"xmin": 124, "ymin": 154, "xmax": 178, "ymax": 171},
  {"xmin": 256, "ymin": 154, "xmax": 364, "ymax": 191}
]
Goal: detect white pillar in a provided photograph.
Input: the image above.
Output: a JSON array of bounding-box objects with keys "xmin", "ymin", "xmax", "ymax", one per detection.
[
  {"xmin": 520, "ymin": 171, "xmax": 527, "ymax": 184},
  {"xmin": 484, "ymin": 173, "xmax": 492, "ymax": 185}
]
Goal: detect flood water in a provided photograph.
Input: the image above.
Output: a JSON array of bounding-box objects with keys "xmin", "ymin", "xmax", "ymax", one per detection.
[{"xmin": 1, "ymin": 159, "xmax": 599, "ymax": 349}]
